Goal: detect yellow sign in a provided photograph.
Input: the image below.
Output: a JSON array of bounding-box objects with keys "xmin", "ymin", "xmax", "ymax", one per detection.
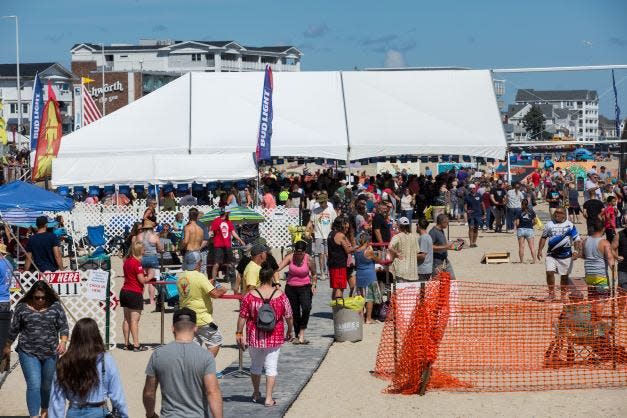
[{"xmin": 81, "ymin": 77, "xmax": 95, "ymax": 84}]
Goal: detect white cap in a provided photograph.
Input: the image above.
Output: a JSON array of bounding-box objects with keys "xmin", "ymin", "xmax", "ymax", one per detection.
[
  {"xmin": 469, "ymin": 184, "xmax": 476, "ymax": 189},
  {"xmin": 399, "ymin": 217, "xmax": 410, "ymax": 226}
]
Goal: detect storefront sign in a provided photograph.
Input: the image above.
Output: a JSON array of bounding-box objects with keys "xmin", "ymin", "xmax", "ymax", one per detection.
[{"xmin": 90, "ymin": 81, "xmax": 124, "ymax": 97}]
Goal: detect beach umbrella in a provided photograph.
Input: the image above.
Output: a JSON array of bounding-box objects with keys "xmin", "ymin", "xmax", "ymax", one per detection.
[
  {"xmin": 0, "ymin": 209, "xmax": 58, "ymax": 228},
  {"xmin": 199, "ymin": 206, "xmax": 265, "ymax": 224}
]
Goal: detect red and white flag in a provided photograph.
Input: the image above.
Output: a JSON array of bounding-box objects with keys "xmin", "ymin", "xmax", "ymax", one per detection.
[{"xmin": 82, "ymin": 84, "xmax": 102, "ymax": 126}]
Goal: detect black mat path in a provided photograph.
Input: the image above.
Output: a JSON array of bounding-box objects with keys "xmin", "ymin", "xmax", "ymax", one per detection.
[{"xmin": 220, "ymin": 284, "xmax": 335, "ymax": 417}]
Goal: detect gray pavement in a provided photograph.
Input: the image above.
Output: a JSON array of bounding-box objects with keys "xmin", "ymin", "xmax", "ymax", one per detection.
[{"xmin": 220, "ymin": 283, "xmax": 335, "ymax": 417}]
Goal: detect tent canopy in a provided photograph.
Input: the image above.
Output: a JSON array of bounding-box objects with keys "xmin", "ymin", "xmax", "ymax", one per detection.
[
  {"xmin": 53, "ymin": 70, "xmax": 506, "ymax": 185},
  {"xmin": 0, "ymin": 181, "xmax": 74, "ymax": 211}
]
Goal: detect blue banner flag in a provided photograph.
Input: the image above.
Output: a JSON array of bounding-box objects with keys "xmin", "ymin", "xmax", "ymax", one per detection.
[
  {"xmin": 29, "ymin": 73, "xmax": 44, "ymax": 150},
  {"xmin": 256, "ymin": 65, "xmax": 273, "ymax": 162},
  {"xmin": 612, "ymin": 69, "xmax": 621, "ymax": 139}
]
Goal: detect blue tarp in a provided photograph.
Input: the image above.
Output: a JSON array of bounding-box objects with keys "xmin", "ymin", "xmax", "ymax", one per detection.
[{"xmin": 0, "ymin": 181, "xmax": 74, "ymax": 212}]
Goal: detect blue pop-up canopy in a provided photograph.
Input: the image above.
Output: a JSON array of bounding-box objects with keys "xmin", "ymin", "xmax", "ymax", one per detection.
[{"xmin": 0, "ymin": 181, "xmax": 74, "ymax": 212}]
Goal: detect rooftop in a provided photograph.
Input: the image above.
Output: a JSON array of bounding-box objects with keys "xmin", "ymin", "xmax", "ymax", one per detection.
[
  {"xmin": 0, "ymin": 62, "xmax": 56, "ymax": 78},
  {"xmin": 515, "ymin": 89, "xmax": 598, "ymax": 102},
  {"xmin": 71, "ymin": 41, "xmax": 301, "ymax": 55}
]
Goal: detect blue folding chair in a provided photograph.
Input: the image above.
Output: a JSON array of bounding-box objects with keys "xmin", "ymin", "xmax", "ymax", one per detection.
[{"xmin": 86, "ymin": 225, "xmax": 107, "ymax": 257}]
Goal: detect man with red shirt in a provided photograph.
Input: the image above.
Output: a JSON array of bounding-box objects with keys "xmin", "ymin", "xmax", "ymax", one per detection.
[{"xmin": 210, "ymin": 208, "xmax": 245, "ymax": 282}]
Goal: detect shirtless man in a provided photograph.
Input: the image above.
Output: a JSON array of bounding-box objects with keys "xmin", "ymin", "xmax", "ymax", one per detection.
[{"xmin": 182, "ymin": 208, "xmax": 208, "ymax": 273}]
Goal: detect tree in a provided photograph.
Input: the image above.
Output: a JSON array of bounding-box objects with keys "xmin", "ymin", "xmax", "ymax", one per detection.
[{"xmin": 522, "ymin": 106, "xmax": 546, "ymax": 140}]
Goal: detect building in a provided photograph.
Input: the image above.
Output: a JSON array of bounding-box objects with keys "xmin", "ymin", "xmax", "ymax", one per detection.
[
  {"xmin": 70, "ymin": 39, "xmax": 303, "ymax": 117},
  {"xmin": 493, "ymin": 79, "xmax": 505, "ymax": 111},
  {"xmin": 0, "ymin": 62, "xmax": 77, "ymax": 135},
  {"xmin": 514, "ymin": 89, "xmax": 599, "ymax": 142}
]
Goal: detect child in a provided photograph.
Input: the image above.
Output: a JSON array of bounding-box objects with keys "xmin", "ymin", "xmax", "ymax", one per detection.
[{"xmin": 602, "ymin": 195, "xmax": 617, "ymax": 244}]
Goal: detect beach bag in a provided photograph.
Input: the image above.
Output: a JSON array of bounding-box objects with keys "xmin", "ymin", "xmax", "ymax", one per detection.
[{"xmin": 255, "ymin": 289, "xmax": 278, "ymax": 332}]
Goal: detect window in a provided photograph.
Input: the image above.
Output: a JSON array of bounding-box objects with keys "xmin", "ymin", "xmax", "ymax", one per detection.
[
  {"xmin": 191, "ymin": 53, "xmax": 202, "ymax": 61},
  {"xmin": 22, "ymin": 103, "xmax": 28, "ymax": 114},
  {"xmin": 119, "ymin": 55, "xmax": 128, "ymax": 58},
  {"xmin": 105, "ymin": 54, "xmax": 113, "ymax": 62},
  {"xmin": 206, "ymin": 53, "xmax": 215, "ymax": 61},
  {"xmin": 10, "ymin": 103, "xmax": 18, "ymax": 113}
]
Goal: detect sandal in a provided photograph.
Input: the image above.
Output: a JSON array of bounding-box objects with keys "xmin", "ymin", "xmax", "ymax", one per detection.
[
  {"xmin": 299, "ymin": 339, "xmax": 310, "ymax": 345},
  {"xmin": 292, "ymin": 339, "xmax": 301, "ymax": 345},
  {"xmin": 265, "ymin": 400, "xmax": 278, "ymax": 407},
  {"xmin": 133, "ymin": 345, "xmax": 149, "ymax": 352},
  {"xmin": 252, "ymin": 393, "xmax": 261, "ymax": 403},
  {"xmin": 121, "ymin": 344, "xmax": 133, "ymax": 351}
]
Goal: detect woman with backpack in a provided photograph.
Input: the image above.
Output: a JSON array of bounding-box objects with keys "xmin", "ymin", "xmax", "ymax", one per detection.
[{"xmin": 236, "ymin": 265, "xmax": 294, "ymax": 407}]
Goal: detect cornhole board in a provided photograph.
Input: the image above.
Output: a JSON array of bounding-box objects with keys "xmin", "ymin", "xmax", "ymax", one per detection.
[{"xmin": 481, "ymin": 252, "xmax": 510, "ymax": 264}]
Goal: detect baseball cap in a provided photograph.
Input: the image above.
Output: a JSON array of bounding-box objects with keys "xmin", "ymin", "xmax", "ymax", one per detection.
[
  {"xmin": 469, "ymin": 184, "xmax": 476, "ymax": 189},
  {"xmin": 398, "ymin": 217, "xmax": 410, "ymax": 226},
  {"xmin": 251, "ymin": 243, "xmax": 269, "ymax": 257},
  {"xmin": 173, "ymin": 307, "xmax": 197, "ymax": 325},
  {"xmin": 183, "ymin": 251, "xmax": 201, "ymax": 270},
  {"xmin": 497, "ymin": 180, "xmax": 503, "ymax": 185}
]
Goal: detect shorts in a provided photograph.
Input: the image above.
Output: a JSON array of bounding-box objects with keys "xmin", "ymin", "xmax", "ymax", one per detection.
[
  {"xmin": 141, "ymin": 255, "xmax": 160, "ymax": 269},
  {"xmin": 249, "ymin": 346, "xmax": 280, "ymax": 376},
  {"xmin": 618, "ymin": 271, "xmax": 627, "ymax": 291},
  {"xmin": 568, "ymin": 206, "xmax": 581, "ymax": 215},
  {"xmin": 516, "ymin": 228, "xmax": 534, "ymax": 239},
  {"xmin": 195, "ymin": 323, "xmax": 223, "ymax": 348},
  {"xmin": 358, "ymin": 281, "xmax": 383, "ymax": 304},
  {"xmin": 214, "ymin": 247, "xmax": 234, "ymax": 264},
  {"xmin": 329, "ymin": 267, "xmax": 348, "ymax": 289},
  {"xmin": 468, "ymin": 216, "xmax": 482, "ymax": 228},
  {"xmin": 545, "ymin": 256, "xmax": 573, "ymax": 276},
  {"xmin": 313, "ymin": 238, "xmax": 328, "ymax": 255},
  {"xmin": 119, "ymin": 290, "xmax": 143, "ymax": 311},
  {"xmin": 605, "ymin": 228, "xmax": 616, "ymax": 243}
]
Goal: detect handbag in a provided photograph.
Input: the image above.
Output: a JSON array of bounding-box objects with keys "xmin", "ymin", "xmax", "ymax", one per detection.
[{"xmin": 101, "ymin": 354, "xmax": 122, "ymax": 418}]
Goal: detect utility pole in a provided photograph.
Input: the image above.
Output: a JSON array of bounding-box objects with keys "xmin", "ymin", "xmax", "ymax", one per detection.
[{"xmin": 2, "ymin": 16, "xmax": 21, "ymax": 134}]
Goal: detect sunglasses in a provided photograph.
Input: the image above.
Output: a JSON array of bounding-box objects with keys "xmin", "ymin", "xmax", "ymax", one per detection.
[{"xmin": 34, "ymin": 296, "xmax": 46, "ymax": 301}]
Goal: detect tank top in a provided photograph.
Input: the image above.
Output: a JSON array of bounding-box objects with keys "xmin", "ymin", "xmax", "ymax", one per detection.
[
  {"xmin": 618, "ymin": 229, "xmax": 627, "ymax": 273},
  {"xmin": 142, "ymin": 231, "xmax": 158, "ymax": 256},
  {"xmin": 287, "ymin": 254, "xmax": 311, "ymax": 287},
  {"xmin": 327, "ymin": 231, "xmax": 348, "ymax": 268},
  {"xmin": 355, "ymin": 249, "xmax": 376, "ymax": 288},
  {"xmin": 584, "ymin": 237, "xmax": 607, "ymax": 279}
]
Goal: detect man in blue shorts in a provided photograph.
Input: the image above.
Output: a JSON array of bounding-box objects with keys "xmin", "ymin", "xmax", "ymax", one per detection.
[{"xmin": 464, "ymin": 184, "xmax": 484, "ymax": 248}]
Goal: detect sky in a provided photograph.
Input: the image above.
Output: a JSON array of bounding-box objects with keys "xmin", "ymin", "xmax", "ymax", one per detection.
[{"xmin": 1, "ymin": 0, "xmax": 626, "ymax": 117}]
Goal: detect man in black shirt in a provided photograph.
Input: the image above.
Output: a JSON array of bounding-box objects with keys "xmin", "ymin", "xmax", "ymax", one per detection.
[
  {"xmin": 490, "ymin": 180, "xmax": 507, "ymax": 233},
  {"xmin": 25, "ymin": 216, "xmax": 63, "ymax": 272},
  {"xmin": 582, "ymin": 196, "xmax": 604, "ymax": 235},
  {"xmin": 372, "ymin": 203, "xmax": 391, "ymax": 244}
]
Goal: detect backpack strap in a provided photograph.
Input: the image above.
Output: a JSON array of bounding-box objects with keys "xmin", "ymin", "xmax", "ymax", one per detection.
[{"xmin": 255, "ymin": 288, "xmax": 279, "ymax": 303}]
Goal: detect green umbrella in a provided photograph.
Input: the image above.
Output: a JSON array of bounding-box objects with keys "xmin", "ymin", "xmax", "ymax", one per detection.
[{"xmin": 199, "ymin": 206, "xmax": 265, "ymax": 224}]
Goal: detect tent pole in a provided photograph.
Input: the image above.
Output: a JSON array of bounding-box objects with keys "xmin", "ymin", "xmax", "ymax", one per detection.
[
  {"xmin": 188, "ymin": 72, "xmax": 192, "ymax": 155},
  {"xmin": 339, "ymin": 71, "xmax": 352, "ymax": 186},
  {"xmin": 506, "ymin": 149, "xmax": 512, "ymax": 185}
]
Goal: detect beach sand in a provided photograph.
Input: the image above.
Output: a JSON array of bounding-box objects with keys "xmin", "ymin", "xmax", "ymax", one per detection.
[{"xmin": 2, "ymin": 204, "xmax": 626, "ymax": 417}]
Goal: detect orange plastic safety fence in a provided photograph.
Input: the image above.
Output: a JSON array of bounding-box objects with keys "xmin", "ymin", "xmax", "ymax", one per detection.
[{"xmin": 374, "ymin": 273, "xmax": 627, "ymax": 393}]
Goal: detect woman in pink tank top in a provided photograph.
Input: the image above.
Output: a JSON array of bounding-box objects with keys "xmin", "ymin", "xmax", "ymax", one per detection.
[{"xmin": 277, "ymin": 240, "xmax": 317, "ymax": 344}]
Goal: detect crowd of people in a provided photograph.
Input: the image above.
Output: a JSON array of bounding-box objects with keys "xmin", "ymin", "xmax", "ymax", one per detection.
[{"xmin": 3, "ymin": 161, "xmax": 627, "ymax": 417}]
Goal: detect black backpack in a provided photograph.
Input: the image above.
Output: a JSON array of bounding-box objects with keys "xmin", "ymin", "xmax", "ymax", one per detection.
[{"xmin": 255, "ymin": 289, "xmax": 278, "ymax": 332}]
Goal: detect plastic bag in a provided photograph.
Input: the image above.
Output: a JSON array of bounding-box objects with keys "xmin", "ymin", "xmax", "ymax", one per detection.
[
  {"xmin": 329, "ymin": 295, "xmax": 366, "ymax": 311},
  {"xmin": 534, "ymin": 216, "xmax": 544, "ymax": 231}
]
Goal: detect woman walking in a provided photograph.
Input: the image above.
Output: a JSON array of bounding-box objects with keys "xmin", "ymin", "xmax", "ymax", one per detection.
[
  {"xmin": 49, "ymin": 318, "xmax": 128, "ymax": 418},
  {"xmin": 399, "ymin": 188, "xmax": 415, "ymax": 221},
  {"xmin": 236, "ymin": 266, "xmax": 294, "ymax": 407},
  {"xmin": 277, "ymin": 240, "xmax": 317, "ymax": 344},
  {"xmin": 354, "ymin": 233, "xmax": 385, "ymax": 324},
  {"xmin": 120, "ymin": 242, "xmax": 149, "ymax": 351},
  {"xmin": 514, "ymin": 198, "xmax": 537, "ymax": 263},
  {"xmin": 3, "ymin": 281, "xmax": 69, "ymax": 418},
  {"xmin": 137, "ymin": 219, "xmax": 163, "ymax": 305}
]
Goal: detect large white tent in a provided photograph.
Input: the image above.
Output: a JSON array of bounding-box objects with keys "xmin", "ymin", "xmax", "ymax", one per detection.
[{"xmin": 52, "ymin": 70, "xmax": 506, "ymax": 186}]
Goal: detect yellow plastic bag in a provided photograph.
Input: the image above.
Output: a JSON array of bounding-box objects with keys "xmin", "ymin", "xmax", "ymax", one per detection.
[
  {"xmin": 534, "ymin": 216, "xmax": 544, "ymax": 231},
  {"xmin": 329, "ymin": 295, "xmax": 365, "ymax": 311}
]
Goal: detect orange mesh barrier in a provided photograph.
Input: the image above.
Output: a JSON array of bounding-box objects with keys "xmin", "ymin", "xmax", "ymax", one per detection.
[{"xmin": 374, "ymin": 273, "xmax": 627, "ymax": 393}]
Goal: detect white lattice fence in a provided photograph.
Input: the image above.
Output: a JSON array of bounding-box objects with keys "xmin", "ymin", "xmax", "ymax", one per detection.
[
  {"xmin": 10, "ymin": 270, "xmax": 118, "ymax": 345},
  {"xmin": 257, "ymin": 207, "xmax": 300, "ymax": 248}
]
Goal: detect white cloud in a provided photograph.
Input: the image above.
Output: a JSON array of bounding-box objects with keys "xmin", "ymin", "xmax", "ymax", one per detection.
[{"xmin": 384, "ymin": 49, "xmax": 406, "ymax": 68}]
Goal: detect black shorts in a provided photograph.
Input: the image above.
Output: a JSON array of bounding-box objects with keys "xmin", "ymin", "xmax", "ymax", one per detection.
[
  {"xmin": 567, "ymin": 206, "xmax": 581, "ymax": 215},
  {"xmin": 606, "ymin": 228, "xmax": 616, "ymax": 243},
  {"xmin": 214, "ymin": 247, "xmax": 234, "ymax": 264},
  {"xmin": 120, "ymin": 290, "xmax": 143, "ymax": 311}
]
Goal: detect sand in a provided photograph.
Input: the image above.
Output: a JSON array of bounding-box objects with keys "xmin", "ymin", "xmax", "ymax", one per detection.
[{"xmin": 2, "ymin": 202, "xmax": 626, "ymax": 417}]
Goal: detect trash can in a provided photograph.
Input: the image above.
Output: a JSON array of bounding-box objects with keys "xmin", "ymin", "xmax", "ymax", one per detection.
[{"xmin": 332, "ymin": 298, "xmax": 363, "ymax": 342}]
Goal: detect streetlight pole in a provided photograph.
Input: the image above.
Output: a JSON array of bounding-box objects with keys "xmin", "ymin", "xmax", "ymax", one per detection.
[
  {"xmin": 2, "ymin": 15, "xmax": 21, "ymax": 135},
  {"xmin": 100, "ymin": 43, "xmax": 106, "ymax": 115}
]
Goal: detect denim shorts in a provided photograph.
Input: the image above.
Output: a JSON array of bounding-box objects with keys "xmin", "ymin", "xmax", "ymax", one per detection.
[
  {"xmin": 516, "ymin": 228, "xmax": 534, "ymax": 239},
  {"xmin": 141, "ymin": 255, "xmax": 160, "ymax": 269}
]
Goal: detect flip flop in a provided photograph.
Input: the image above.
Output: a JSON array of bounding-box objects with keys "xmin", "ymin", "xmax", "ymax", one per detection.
[
  {"xmin": 252, "ymin": 393, "xmax": 261, "ymax": 403},
  {"xmin": 300, "ymin": 339, "xmax": 310, "ymax": 345},
  {"xmin": 292, "ymin": 339, "xmax": 301, "ymax": 345},
  {"xmin": 121, "ymin": 344, "xmax": 133, "ymax": 351},
  {"xmin": 265, "ymin": 400, "xmax": 278, "ymax": 407}
]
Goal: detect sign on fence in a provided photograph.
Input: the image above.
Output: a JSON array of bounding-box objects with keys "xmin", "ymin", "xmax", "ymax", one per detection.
[
  {"xmin": 86, "ymin": 270, "xmax": 109, "ymax": 300},
  {"xmin": 41, "ymin": 270, "xmax": 81, "ymax": 296}
]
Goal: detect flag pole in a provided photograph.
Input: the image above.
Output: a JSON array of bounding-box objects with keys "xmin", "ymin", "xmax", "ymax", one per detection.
[
  {"xmin": 339, "ymin": 71, "xmax": 352, "ymax": 186},
  {"xmin": 100, "ymin": 43, "xmax": 106, "ymax": 116}
]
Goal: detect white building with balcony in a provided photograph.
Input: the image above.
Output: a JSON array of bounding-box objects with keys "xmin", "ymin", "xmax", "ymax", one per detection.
[
  {"xmin": 0, "ymin": 62, "xmax": 76, "ymax": 136},
  {"xmin": 514, "ymin": 89, "xmax": 599, "ymax": 142},
  {"xmin": 70, "ymin": 39, "xmax": 303, "ymax": 74}
]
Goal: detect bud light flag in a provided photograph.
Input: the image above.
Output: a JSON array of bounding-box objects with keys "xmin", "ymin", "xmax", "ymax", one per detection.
[
  {"xmin": 256, "ymin": 65, "xmax": 273, "ymax": 162},
  {"xmin": 29, "ymin": 73, "xmax": 44, "ymax": 150}
]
